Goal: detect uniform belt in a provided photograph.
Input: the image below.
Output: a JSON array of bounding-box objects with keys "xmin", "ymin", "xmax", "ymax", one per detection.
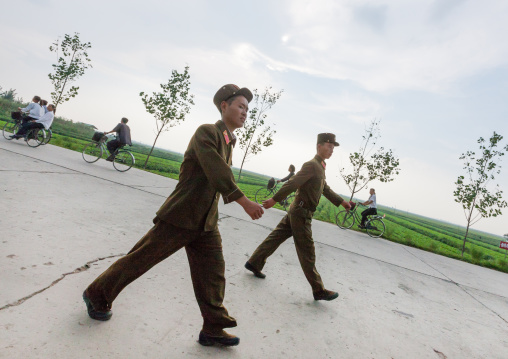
[{"xmin": 297, "ymin": 201, "xmax": 315, "ymax": 212}]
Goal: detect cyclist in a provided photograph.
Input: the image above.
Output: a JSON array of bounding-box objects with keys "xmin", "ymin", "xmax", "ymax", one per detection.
[
  {"xmin": 276, "ymin": 164, "xmax": 295, "ymax": 184},
  {"xmin": 359, "ymin": 188, "xmax": 377, "ymax": 229},
  {"xmin": 104, "ymin": 117, "xmax": 132, "ymax": 161},
  {"xmin": 40, "ymin": 100, "xmax": 49, "ymax": 114},
  {"xmin": 18, "ymin": 96, "xmax": 43, "ymax": 123},
  {"xmin": 10, "ymin": 104, "xmax": 54, "ymax": 140}
]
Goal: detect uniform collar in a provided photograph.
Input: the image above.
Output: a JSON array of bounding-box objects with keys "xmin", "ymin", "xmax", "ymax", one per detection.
[
  {"xmin": 216, "ymin": 120, "xmax": 237, "ymax": 147},
  {"xmin": 314, "ymin": 155, "xmax": 326, "ymax": 169}
]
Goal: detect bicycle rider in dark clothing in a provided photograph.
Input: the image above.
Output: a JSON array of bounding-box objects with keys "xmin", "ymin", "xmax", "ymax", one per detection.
[
  {"xmin": 359, "ymin": 188, "xmax": 377, "ymax": 229},
  {"xmin": 104, "ymin": 117, "xmax": 132, "ymax": 161},
  {"xmin": 277, "ymin": 164, "xmax": 295, "ymax": 184}
]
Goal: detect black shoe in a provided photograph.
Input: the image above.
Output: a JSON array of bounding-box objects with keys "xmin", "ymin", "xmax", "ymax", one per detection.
[
  {"xmin": 198, "ymin": 330, "xmax": 239, "ymax": 347},
  {"xmin": 313, "ymin": 289, "xmax": 339, "ymax": 301},
  {"xmin": 83, "ymin": 290, "xmax": 112, "ymax": 321},
  {"xmin": 106, "ymin": 155, "xmax": 114, "ymax": 162},
  {"xmin": 358, "ymin": 224, "xmax": 365, "ymax": 229},
  {"xmin": 245, "ymin": 262, "xmax": 266, "ymax": 279}
]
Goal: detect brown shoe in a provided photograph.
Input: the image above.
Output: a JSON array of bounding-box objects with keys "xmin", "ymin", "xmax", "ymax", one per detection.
[
  {"xmin": 313, "ymin": 289, "xmax": 339, "ymax": 301},
  {"xmin": 198, "ymin": 330, "xmax": 239, "ymax": 346},
  {"xmin": 245, "ymin": 261, "xmax": 266, "ymax": 279}
]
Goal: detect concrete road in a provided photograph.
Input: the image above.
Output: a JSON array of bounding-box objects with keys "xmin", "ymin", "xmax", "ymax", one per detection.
[{"xmin": 1, "ymin": 137, "xmax": 508, "ymax": 359}]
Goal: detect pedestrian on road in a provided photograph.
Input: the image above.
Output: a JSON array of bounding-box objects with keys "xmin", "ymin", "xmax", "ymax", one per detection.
[
  {"xmin": 245, "ymin": 133, "xmax": 351, "ymax": 301},
  {"xmin": 82, "ymin": 84, "xmax": 264, "ymax": 347}
]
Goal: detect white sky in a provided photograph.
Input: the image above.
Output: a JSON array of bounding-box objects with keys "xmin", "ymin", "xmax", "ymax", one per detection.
[{"xmin": 1, "ymin": 0, "xmax": 507, "ymax": 236}]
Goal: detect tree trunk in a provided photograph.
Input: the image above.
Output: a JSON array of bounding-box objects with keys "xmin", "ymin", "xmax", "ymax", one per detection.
[
  {"xmin": 461, "ymin": 222, "xmax": 471, "ymax": 257},
  {"xmin": 461, "ymin": 204, "xmax": 475, "ymax": 257},
  {"xmin": 237, "ymin": 150, "xmax": 248, "ymax": 182},
  {"xmin": 143, "ymin": 131, "xmax": 162, "ymax": 169}
]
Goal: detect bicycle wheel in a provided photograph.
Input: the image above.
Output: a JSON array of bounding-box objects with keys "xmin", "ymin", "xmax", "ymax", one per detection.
[
  {"xmin": 82, "ymin": 142, "xmax": 103, "ymax": 163},
  {"xmin": 335, "ymin": 210, "xmax": 355, "ymax": 229},
  {"xmin": 113, "ymin": 150, "xmax": 135, "ymax": 172},
  {"xmin": 366, "ymin": 218, "xmax": 385, "ymax": 238},
  {"xmin": 26, "ymin": 129, "xmax": 42, "ymax": 148},
  {"xmin": 41, "ymin": 129, "xmax": 52, "ymax": 145},
  {"xmin": 255, "ymin": 187, "xmax": 272, "ymax": 204},
  {"xmin": 283, "ymin": 194, "xmax": 295, "ymax": 211},
  {"xmin": 3, "ymin": 122, "xmax": 20, "ymax": 140}
]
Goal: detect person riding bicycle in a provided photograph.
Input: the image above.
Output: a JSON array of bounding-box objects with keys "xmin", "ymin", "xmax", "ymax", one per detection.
[
  {"xmin": 40, "ymin": 100, "xmax": 49, "ymax": 114},
  {"xmin": 276, "ymin": 164, "xmax": 295, "ymax": 184},
  {"xmin": 18, "ymin": 96, "xmax": 44, "ymax": 123},
  {"xmin": 359, "ymin": 188, "xmax": 377, "ymax": 229},
  {"xmin": 10, "ymin": 104, "xmax": 55, "ymax": 140},
  {"xmin": 104, "ymin": 117, "xmax": 132, "ymax": 161}
]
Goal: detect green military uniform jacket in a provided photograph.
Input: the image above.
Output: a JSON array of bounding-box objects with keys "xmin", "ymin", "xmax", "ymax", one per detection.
[
  {"xmin": 272, "ymin": 155, "xmax": 344, "ymax": 213},
  {"xmin": 156, "ymin": 120, "xmax": 244, "ymax": 231}
]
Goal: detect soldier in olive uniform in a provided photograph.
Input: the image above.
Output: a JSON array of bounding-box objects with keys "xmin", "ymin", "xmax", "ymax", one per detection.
[
  {"xmin": 83, "ymin": 84, "xmax": 264, "ymax": 347},
  {"xmin": 245, "ymin": 133, "xmax": 351, "ymax": 301}
]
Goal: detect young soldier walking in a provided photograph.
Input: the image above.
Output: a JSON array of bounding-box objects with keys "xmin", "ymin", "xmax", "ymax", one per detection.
[
  {"xmin": 245, "ymin": 133, "xmax": 351, "ymax": 301},
  {"xmin": 83, "ymin": 84, "xmax": 264, "ymax": 347}
]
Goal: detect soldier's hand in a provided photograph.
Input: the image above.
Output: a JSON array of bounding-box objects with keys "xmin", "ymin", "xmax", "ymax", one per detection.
[
  {"xmin": 262, "ymin": 198, "xmax": 276, "ymax": 209},
  {"xmin": 341, "ymin": 200, "xmax": 351, "ymax": 211},
  {"xmin": 236, "ymin": 196, "xmax": 264, "ymax": 220}
]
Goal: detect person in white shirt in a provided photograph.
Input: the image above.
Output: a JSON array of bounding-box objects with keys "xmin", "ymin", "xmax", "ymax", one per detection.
[
  {"xmin": 18, "ymin": 96, "xmax": 43, "ymax": 122},
  {"xmin": 359, "ymin": 188, "xmax": 377, "ymax": 229},
  {"xmin": 11, "ymin": 104, "xmax": 55, "ymax": 139},
  {"xmin": 40, "ymin": 99, "xmax": 49, "ymax": 114}
]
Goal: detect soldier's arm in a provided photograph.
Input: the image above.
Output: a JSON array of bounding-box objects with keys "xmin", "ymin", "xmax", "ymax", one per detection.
[
  {"xmin": 323, "ymin": 181, "xmax": 348, "ymax": 208},
  {"xmin": 272, "ymin": 162, "xmax": 314, "ymax": 202},
  {"xmin": 323, "ymin": 182, "xmax": 351, "ymax": 210},
  {"xmin": 193, "ymin": 125, "xmax": 244, "ymax": 204}
]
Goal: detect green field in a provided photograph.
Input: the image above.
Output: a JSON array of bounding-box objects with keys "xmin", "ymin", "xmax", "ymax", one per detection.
[{"xmin": 2, "ymin": 96, "xmax": 507, "ymax": 273}]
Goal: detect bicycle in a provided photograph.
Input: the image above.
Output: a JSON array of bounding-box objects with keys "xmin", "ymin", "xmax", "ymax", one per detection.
[
  {"xmin": 335, "ymin": 202, "xmax": 386, "ymax": 238},
  {"xmin": 82, "ymin": 132, "xmax": 135, "ymax": 172},
  {"xmin": 255, "ymin": 181, "xmax": 295, "ymax": 211},
  {"xmin": 3, "ymin": 115, "xmax": 53, "ymax": 148}
]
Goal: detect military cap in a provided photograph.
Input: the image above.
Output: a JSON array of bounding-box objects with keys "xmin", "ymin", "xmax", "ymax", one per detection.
[
  {"xmin": 213, "ymin": 84, "xmax": 253, "ymax": 113},
  {"xmin": 317, "ymin": 133, "xmax": 340, "ymax": 146}
]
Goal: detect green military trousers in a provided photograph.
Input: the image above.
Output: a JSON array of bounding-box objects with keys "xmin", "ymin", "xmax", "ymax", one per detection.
[
  {"xmin": 86, "ymin": 217, "xmax": 236, "ymax": 334},
  {"xmin": 248, "ymin": 207, "xmax": 326, "ymax": 293}
]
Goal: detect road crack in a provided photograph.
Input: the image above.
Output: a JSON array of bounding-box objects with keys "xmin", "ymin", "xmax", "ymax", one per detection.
[{"xmin": 0, "ymin": 254, "xmax": 125, "ymax": 311}]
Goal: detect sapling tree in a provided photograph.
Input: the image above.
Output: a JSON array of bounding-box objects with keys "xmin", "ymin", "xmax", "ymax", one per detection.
[
  {"xmin": 340, "ymin": 119, "xmax": 400, "ymax": 201},
  {"xmin": 236, "ymin": 87, "xmax": 283, "ymax": 181},
  {"xmin": 48, "ymin": 32, "xmax": 92, "ymax": 110},
  {"xmin": 140, "ymin": 66, "xmax": 194, "ymax": 168},
  {"xmin": 454, "ymin": 132, "xmax": 508, "ymax": 256}
]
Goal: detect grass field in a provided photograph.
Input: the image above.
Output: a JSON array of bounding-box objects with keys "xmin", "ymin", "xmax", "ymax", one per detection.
[{"xmin": 2, "ymin": 115, "xmax": 507, "ymax": 273}]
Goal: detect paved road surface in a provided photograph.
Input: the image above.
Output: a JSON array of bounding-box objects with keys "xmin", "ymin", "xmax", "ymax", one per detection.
[{"xmin": 1, "ymin": 137, "xmax": 507, "ymax": 358}]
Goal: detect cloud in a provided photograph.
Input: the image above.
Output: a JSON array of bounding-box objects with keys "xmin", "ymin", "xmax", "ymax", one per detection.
[
  {"xmin": 272, "ymin": 0, "xmax": 508, "ymax": 94},
  {"xmin": 429, "ymin": 0, "xmax": 467, "ymax": 23},
  {"xmin": 309, "ymin": 91, "xmax": 383, "ymax": 124},
  {"xmin": 353, "ymin": 4, "xmax": 388, "ymax": 32}
]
